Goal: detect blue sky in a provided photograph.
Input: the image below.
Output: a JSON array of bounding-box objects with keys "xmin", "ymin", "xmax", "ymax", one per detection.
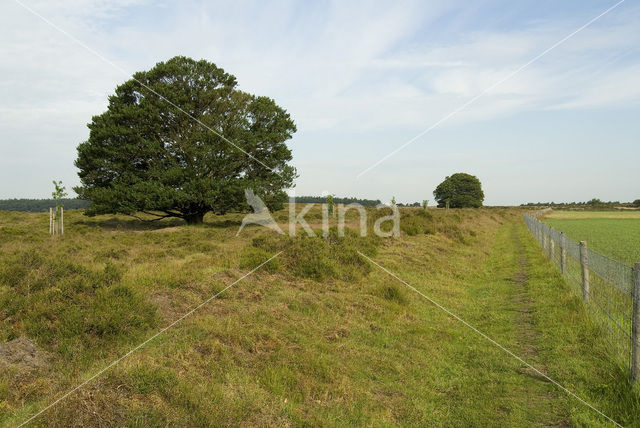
[{"xmin": 0, "ymin": 0, "xmax": 638, "ymax": 205}]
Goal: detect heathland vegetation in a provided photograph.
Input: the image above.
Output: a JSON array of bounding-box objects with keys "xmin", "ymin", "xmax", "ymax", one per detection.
[{"xmin": 1, "ymin": 206, "xmax": 639, "ymax": 426}]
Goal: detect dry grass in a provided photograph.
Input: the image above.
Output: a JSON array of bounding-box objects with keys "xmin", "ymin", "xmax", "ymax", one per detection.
[{"xmin": 0, "ymin": 205, "xmax": 637, "ymax": 426}]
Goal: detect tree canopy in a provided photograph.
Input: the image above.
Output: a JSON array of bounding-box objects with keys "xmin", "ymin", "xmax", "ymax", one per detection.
[
  {"xmin": 433, "ymin": 173, "xmax": 484, "ymax": 208},
  {"xmin": 75, "ymin": 56, "xmax": 296, "ymax": 224}
]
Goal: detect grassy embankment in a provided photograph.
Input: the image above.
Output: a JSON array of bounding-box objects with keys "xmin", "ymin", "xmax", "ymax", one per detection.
[
  {"xmin": 544, "ymin": 211, "xmax": 640, "ymax": 265},
  {"xmin": 0, "ymin": 206, "xmax": 638, "ymax": 426}
]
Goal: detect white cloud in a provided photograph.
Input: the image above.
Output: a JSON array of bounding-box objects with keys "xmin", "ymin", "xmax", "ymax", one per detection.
[
  {"xmin": 0, "ymin": 0, "xmax": 639, "ymax": 201},
  {"xmin": 548, "ymin": 63, "xmax": 640, "ymax": 110}
]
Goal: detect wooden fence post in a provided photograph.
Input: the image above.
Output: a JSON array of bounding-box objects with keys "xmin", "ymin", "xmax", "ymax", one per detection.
[
  {"xmin": 632, "ymin": 263, "xmax": 640, "ymax": 381},
  {"xmin": 49, "ymin": 207, "xmax": 53, "ymax": 235},
  {"xmin": 580, "ymin": 241, "xmax": 590, "ymax": 303},
  {"xmin": 549, "ymin": 233, "xmax": 555, "ymax": 260},
  {"xmin": 61, "ymin": 207, "xmax": 64, "ymax": 235},
  {"xmin": 560, "ymin": 232, "xmax": 567, "ymax": 275}
]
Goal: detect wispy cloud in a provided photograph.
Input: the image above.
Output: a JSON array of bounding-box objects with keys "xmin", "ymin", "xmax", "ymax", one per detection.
[{"xmin": 1, "ymin": 0, "xmax": 639, "ymax": 203}]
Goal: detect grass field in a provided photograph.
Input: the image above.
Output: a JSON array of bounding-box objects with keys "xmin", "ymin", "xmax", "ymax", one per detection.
[
  {"xmin": 1, "ymin": 207, "xmax": 639, "ymax": 426},
  {"xmin": 545, "ymin": 211, "xmax": 640, "ymax": 219},
  {"xmin": 543, "ymin": 211, "xmax": 640, "ymax": 265}
]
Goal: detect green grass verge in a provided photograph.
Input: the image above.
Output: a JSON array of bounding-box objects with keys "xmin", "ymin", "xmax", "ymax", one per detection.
[{"xmin": 543, "ymin": 216, "xmax": 640, "ymax": 265}]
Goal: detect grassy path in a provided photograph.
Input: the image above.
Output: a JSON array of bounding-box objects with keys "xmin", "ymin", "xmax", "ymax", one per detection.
[
  {"xmin": 506, "ymin": 222, "xmax": 639, "ymax": 427},
  {"xmin": 397, "ymin": 221, "xmax": 567, "ymax": 426},
  {"xmin": 510, "ymin": 225, "xmax": 561, "ymax": 426},
  {"xmin": 376, "ymin": 219, "xmax": 637, "ymax": 426}
]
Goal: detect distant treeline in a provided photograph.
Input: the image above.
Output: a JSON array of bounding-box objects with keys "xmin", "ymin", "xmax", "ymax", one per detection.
[
  {"xmin": 522, "ymin": 198, "xmax": 640, "ymax": 209},
  {"xmin": 291, "ymin": 196, "xmax": 383, "ymax": 206},
  {"xmin": 290, "ymin": 196, "xmax": 425, "ymax": 207},
  {"xmin": 0, "ymin": 196, "xmax": 430, "ymax": 213},
  {"xmin": 0, "ymin": 198, "xmax": 90, "ymax": 212}
]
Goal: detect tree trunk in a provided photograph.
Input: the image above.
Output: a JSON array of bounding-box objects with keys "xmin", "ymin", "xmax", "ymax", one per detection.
[{"xmin": 184, "ymin": 212, "xmax": 205, "ymax": 225}]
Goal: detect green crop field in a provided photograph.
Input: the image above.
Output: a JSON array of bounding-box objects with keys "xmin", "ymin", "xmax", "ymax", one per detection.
[
  {"xmin": 1, "ymin": 207, "xmax": 639, "ymax": 427},
  {"xmin": 543, "ymin": 211, "xmax": 640, "ymax": 265}
]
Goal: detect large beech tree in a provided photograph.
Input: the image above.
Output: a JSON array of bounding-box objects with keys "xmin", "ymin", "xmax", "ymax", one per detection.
[{"xmin": 75, "ymin": 56, "xmax": 296, "ymax": 224}]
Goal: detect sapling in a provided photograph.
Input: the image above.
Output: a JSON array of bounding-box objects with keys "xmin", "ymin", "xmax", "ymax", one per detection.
[
  {"xmin": 327, "ymin": 194, "xmax": 335, "ymax": 216},
  {"xmin": 51, "ymin": 180, "xmax": 67, "ymax": 234}
]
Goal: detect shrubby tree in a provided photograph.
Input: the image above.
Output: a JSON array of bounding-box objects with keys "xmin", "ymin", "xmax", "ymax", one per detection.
[
  {"xmin": 433, "ymin": 173, "xmax": 484, "ymax": 208},
  {"xmin": 75, "ymin": 56, "xmax": 296, "ymax": 224}
]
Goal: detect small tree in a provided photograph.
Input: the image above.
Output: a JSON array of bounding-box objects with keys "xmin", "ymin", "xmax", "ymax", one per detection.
[
  {"xmin": 433, "ymin": 173, "xmax": 484, "ymax": 208},
  {"xmin": 391, "ymin": 196, "xmax": 396, "ymax": 206},
  {"xmin": 633, "ymin": 199, "xmax": 640, "ymax": 208},
  {"xmin": 422, "ymin": 200, "xmax": 428, "ymax": 209},
  {"xmin": 326, "ymin": 194, "xmax": 335, "ymax": 216},
  {"xmin": 51, "ymin": 180, "xmax": 67, "ymax": 235},
  {"xmin": 52, "ymin": 180, "xmax": 67, "ymax": 209}
]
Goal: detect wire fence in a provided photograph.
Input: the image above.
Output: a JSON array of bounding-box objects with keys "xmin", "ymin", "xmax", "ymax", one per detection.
[{"xmin": 524, "ymin": 210, "xmax": 640, "ymax": 380}]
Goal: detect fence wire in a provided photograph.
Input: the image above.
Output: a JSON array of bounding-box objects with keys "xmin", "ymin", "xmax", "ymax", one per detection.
[{"xmin": 524, "ymin": 210, "xmax": 636, "ymax": 371}]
